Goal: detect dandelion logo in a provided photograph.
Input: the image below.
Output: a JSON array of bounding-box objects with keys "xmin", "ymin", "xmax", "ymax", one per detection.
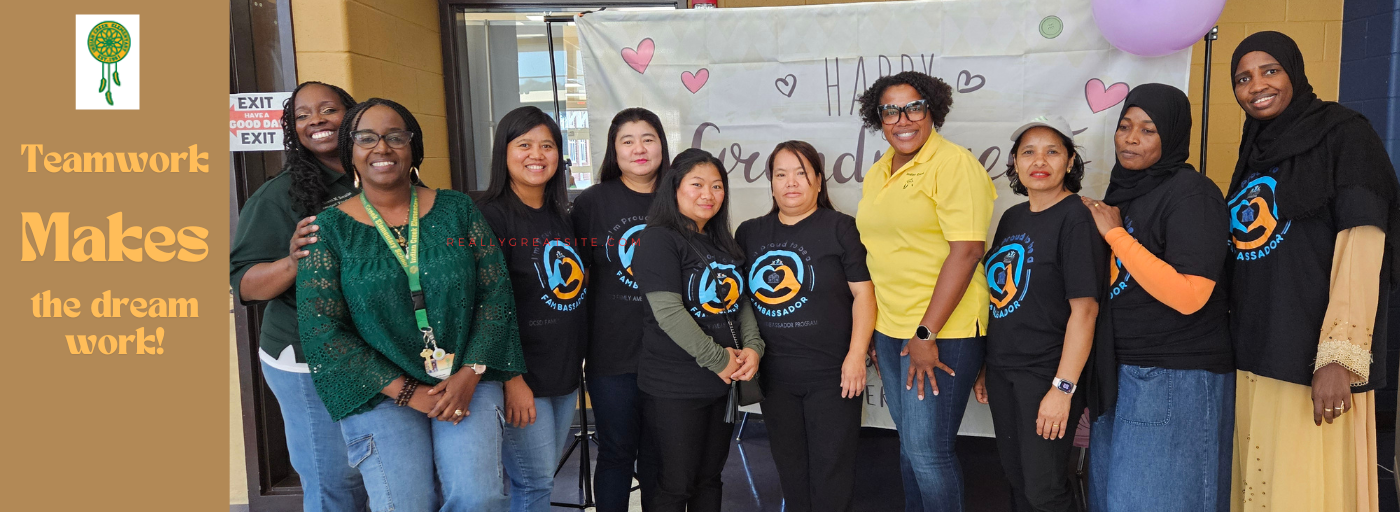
[
  {"xmin": 76, "ymin": 15, "xmax": 139, "ymax": 110},
  {"xmin": 88, "ymin": 21, "xmax": 130, "ymax": 106}
]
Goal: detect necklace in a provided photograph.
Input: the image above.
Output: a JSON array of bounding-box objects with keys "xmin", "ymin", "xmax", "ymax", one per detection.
[{"xmin": 387, "ymin": 203, "xmax": 410, "ymax": 248}]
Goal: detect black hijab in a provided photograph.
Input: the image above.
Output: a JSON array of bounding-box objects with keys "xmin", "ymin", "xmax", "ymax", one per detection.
[
  {"xmin": 1103, "ymin": 83, "xmax": 1195, "ymax": 205},
  {"xmin": 1229, "ymin": 31, "xmax": 1400, "ymax": 284},
  {"xmin": 1089, "ymin": 84, "xmax": 1197, "ymax": 419}
]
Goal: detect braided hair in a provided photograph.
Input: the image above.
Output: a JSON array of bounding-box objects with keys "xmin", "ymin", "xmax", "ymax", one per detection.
[
  {"xmin": 337, "ymin": 98, "xmax": 426, "ymax": 188},
  {"xmin": 282, "ymin": 81, "xmax": 357, "ymax": 217}
]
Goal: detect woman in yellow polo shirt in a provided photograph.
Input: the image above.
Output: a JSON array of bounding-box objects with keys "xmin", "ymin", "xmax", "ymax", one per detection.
[{"xmin": 855, "ymin": 71, "xmax": 996, "ymax": 511}]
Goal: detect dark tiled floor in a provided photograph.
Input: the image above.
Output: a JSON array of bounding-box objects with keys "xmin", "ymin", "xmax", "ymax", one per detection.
[
  {"xmin": 553, "ymin": 415, "xmax": 1400, "ymax": 512},
  {"xmin": 551, "ymin": 415, "xmax": 1021, "ymax": 512}
]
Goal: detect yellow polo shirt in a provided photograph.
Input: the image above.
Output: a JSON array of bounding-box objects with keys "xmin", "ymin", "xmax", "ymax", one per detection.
[{"xmin": 855, "ymin": 130, "xmax": 995, "ymax": 339}]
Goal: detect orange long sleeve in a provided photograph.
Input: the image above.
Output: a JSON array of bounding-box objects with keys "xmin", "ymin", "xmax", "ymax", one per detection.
[{"xmin": 1105, "ymin": 227, "xmax": 1215, "ymax": 315}]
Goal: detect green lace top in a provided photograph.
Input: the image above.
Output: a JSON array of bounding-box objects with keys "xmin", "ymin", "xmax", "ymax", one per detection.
[{"xmin": 297, "ymin": 189, "xmax": 526, "ymax": 421}]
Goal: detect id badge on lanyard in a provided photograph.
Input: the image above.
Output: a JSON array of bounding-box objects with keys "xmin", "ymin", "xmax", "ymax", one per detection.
[{"xmin": 362, "ymin": 188, "xmax": 453, "ymax": 380}]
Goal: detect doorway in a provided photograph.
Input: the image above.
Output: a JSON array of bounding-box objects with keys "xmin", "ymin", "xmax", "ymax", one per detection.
[{"xmin": 441, "ymin": 3, "xmax": 676, "ymax": 194}]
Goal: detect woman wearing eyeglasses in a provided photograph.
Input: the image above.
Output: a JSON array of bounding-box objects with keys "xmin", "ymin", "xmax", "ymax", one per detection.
[
  {"xmin": 854, "ymin": 71, "xmax": 997, "ymax": 511},
  {"xmin": 298, "ymin": 98, "xmax": 525, "ymax": 511}
]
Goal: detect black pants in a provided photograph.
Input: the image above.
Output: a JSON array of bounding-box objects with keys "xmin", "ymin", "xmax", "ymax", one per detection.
[
  {"xmin": 985, "ymin": 368, "xmax": 1085, "ymax": 512},
  {"xmin": 760, "ymin": 377, "xmax": 862, "ymax": 512},
  {"xmin": 642, "ymin": 392, "xmax": 732, "ymax": 512},
  {"xmin": 589, "ymin": 372, "xmax": 658, "ymax": 512}
]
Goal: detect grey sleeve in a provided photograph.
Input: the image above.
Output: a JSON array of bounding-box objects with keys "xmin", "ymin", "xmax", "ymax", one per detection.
[
  {"xmin": 645, "ymin": 291, "xmax": 731, "ymax": 373},
  {"xmin": 737, "ymin": 301, "xmax": 766, "ymax": 358}
]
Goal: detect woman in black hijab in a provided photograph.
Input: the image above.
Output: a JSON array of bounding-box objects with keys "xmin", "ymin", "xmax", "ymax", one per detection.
[
  {"xmin": 1080, "ymin": 83, "xmax": 1235, "ymax": 511},
  {"xmin": 1228, "ymin": 31, "xmax": 1398, "ymax": 512}
]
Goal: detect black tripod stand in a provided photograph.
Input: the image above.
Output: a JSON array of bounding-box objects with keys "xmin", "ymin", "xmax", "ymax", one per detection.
[{"xmin": 551, "ymin": 373, "xmax": 597, "ymax": 509}]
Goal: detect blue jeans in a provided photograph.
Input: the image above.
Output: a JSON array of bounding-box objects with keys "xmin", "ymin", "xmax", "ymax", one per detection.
[
  {"xmin": 503, "ymin": 389, "xmax": 580, "ymax": 512},
  {"xmin": 589, "ymin": 372, "xmax": 658, "ymax": 512},
  {"xmin": 337, "ymin": 380, "xmax": 509, "ymax": 512},
  {"xmin": 874, "ymin": 332, "xmax": 985, "ymax": 512},
  {"xmin": 260, "ymin": 362, "xmax": 367, "ymax": 512},
  {"xmin": 1088, "ymin": 366, "xmax": 1234, "ymax": 512}
]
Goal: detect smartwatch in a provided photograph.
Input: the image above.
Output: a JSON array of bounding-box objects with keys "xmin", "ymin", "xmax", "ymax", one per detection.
[
  {"xmin": 1052, "ymin": 377, "xmax": 1076, "ymax": 395},
  {"xmin": 914, "ymin": 325, "xmax": 934, "ymax": 341}
]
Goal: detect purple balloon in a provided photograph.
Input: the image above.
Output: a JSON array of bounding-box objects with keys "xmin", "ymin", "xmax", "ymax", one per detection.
[{"xmin": 1092, "ymin": 0, "xmax": 1225, "ymax": 57}]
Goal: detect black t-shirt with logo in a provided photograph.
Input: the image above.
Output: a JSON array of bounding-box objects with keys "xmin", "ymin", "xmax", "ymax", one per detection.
[
  {"xmin": 985, "ymin": 195, "xmax": 1107, "ymax": 378},
  {"xmin": 1229, "ymin": 170, "xmax": 1390, "ymax": 391},
  {"xmin": 571, "ymin": 179, "xmax": 653, "ymax": 376},
  {"xmin": 735, "ymin": 208, "xmax": 871, "ymax": 384},
  {"xmin": 1107, "ymin": 170, "xmax": 1233, "ymax": 373},
  {"xmin": 479, "ymin": 199, "xmax": 587, "ymax": 397},
  {"xmin": 633, "ymin": 226, "xmax": 745, "ymax": 399}
]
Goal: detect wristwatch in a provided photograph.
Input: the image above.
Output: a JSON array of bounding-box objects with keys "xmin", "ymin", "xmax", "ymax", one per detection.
[
  {"xmin": 469, "ymin": 363, "xmax": 487, "ymax": 375},
  {"xmin": 914, "ymin": 325, "xmax": 934, "ymax": 341},
  {"xmin": 1052, "ymin": 377, "xmax": 1076, "ymax": 395}
]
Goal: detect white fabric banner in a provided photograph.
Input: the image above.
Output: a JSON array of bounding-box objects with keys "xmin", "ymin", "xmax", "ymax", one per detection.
[{"xmin": 579, "ymin": 0, "xmax": 1190, "ymax": 434}]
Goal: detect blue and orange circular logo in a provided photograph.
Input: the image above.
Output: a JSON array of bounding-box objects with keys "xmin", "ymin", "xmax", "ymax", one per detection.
[
  {"xmin": 539, "ymin": 240, "xmax": 585, "ymax": 311},
  {"xmin": 693, "ymin": 261, "xmax": 742, "ymax": 316},
  {"xmin": 986, "ymin": 241, "xmax": 1029, "ymax": 317},
  {"xmin": 1228, "ymin": 175, "xmax": 1290, "ymax": 261},
  {"xmin": 747, "ymin": 250, "xmax": 811, "ymax": 317}
]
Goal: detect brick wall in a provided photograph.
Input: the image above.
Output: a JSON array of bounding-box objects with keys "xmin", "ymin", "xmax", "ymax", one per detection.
[
  {"xmin": 290, "ymin": 0, "xmax": 452, "ymax": 189},
  {"xmin": 1340, "ymin": 0, "xmax": 1400, "ymax": 171}
]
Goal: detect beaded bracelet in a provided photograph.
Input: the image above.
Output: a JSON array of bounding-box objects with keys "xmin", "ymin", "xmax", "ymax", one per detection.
[{"xmin": 395, "ymin": 378, "xmax": 419, "ymax": 406}]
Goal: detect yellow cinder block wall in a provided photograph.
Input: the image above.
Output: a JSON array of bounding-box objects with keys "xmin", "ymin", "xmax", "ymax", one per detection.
[
  {"xmin": 1188, "ymin": 0, "xmax": 1343, "ymax": 191},
  {"xmin": 290, "ymin": 0, "xmax": 451, "ymax": 189}
]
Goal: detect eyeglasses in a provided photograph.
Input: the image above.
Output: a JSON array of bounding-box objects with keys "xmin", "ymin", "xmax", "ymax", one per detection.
[
  {"xmin": 350, "ymin": 130, "xmax": 414, "ymax": 149},
  {"xmin": 878, "ymin": 100, "xmax": 929, "ymax": 125}
]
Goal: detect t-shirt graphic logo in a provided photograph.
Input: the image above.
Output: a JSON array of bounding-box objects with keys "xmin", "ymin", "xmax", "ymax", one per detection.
[
  {"xmin": 617, "ymin": 224, "xmax": 646, "ymax": 278},
  {"xmin": 1228, "ymin": 174, "xmax": 1290, "ymax": 261},
  {"xmin": 1108, "ymin": 253, "xmax": 1131, "ymax": 299},
  {"xmin": 694, "ymin": 262, "xmax": 742, "ymax": 316},
  {"xmin": 986, "ymin": 236, "xmax": 1031, "ymax": 317},
  {"xmin": 606, "ymin": 219, "xmax": 647, "ymax": 289},
  {"xmin": 747, "ymin": 250, "xmax": 813, "ymax": 317},
  {"xmin": 536, "ymin": 240, "xmax": 585, "ymax": 311}
]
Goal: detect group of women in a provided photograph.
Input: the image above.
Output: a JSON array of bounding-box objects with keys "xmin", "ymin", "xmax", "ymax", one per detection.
[{"xmin": 229, "ymin": 30, "xmax": 1398, "ymax": 512}]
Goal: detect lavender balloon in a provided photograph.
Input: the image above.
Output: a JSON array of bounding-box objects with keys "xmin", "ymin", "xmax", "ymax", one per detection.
[{"xmin": 1092, "ymin": 0, "xmax": 1225, "ymax": 57}]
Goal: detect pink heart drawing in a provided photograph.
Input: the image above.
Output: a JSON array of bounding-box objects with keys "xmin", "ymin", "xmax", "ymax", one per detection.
[
  {"xmin": 681, "ymin": 68, "xmax": 709, "ymax": 94},
  {"xmin": 1085, "ymin": 78, "xmax": 1130, "ymax": 114},
  {"xmin": 621, "ymin": 38, "xmax": 655, "ymax": 74}
]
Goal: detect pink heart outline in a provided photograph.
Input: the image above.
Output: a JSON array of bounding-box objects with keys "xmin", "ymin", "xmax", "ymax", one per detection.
[
  {"xmin": 681, "ymin": 68, "xmax": 709, "ymax": 94},
  {"xmin": 621, "ymin": 38, "xmax": 655, "ymax": 74},
  {"xmin": 1085, "ymin": 78, "xmax": 1130, "ymax": 114}
]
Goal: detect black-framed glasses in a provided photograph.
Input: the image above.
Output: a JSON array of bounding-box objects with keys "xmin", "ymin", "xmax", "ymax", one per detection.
[
  {"xmin": 350, "ymin": 130, "xmax": 414, "ymax": 149},
  {"xmin": 878, "ymin": 100, "xmax": 929, "ymax": 125}
]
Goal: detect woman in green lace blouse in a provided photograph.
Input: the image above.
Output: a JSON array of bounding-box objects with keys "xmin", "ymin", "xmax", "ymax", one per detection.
[{"xmin": 297, "ymin": 97, "xmax": 525, "ymax": 512}]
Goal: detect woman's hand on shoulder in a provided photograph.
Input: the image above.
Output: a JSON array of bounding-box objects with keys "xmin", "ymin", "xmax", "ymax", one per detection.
[
  {"xmin": 288, "ymin": 216, "xmax": 319, "ymax": 264},
  {"xmin": 1080, "ymin": 196, "xmax": 1122, "ymax": 237}
]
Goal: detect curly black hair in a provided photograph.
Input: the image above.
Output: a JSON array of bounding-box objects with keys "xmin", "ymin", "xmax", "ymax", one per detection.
[
  {"xmin": 338, "ymin": 98, "xmax": 426, "ymax": 188},
  {"xmin": 281, "ymin": 81, "xmax": 356, "ymax": 217},
  {"xmin": 856, "ymin": 71, "xmax": 954, "ymax": 132},
  {"xmin": 1005, "ymin": 127, "xmax": 1085, "ymax": 196}
]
